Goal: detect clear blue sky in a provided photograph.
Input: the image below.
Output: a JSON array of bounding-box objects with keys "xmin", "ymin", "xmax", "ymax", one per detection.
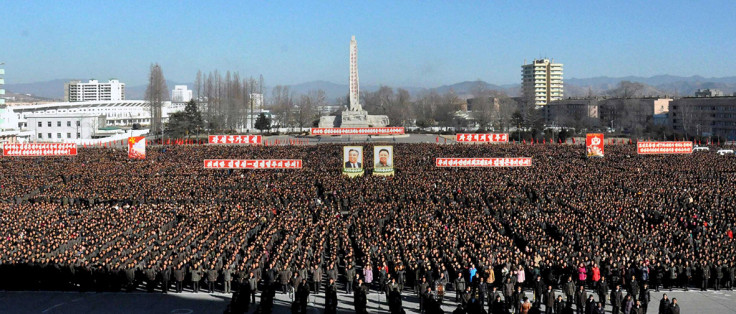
[{"xmin": 2, "ymin": 0, "xmax": 735, "ymax": 87}]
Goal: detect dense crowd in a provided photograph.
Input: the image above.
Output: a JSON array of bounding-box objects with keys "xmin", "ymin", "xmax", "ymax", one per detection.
[{"xmin": 1, "ymin": 143, "xmax": 733, "ymax": 313}]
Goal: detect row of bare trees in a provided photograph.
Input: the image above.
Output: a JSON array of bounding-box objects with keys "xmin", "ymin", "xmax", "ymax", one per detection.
[{"xmin": 193, "ymin": 70, "xmax": 264, "ymax": 131}]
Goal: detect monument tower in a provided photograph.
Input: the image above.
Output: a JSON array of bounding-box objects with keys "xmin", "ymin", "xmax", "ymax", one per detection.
[
  {"xmin": 318, "ymin": 36, "xmax": 388, "ymax": 128},
  {"xmin": 349, "ymin": 36, "xmax": 362, "ymax": 112}
]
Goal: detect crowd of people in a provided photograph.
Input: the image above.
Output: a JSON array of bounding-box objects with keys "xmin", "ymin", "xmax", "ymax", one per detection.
[{"xmin": 1, "ymin": 143, "xmax": 733, "ymax": 313}]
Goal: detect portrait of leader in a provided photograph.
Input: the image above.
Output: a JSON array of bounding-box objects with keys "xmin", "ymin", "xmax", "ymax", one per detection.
[
  {"xmin": 344, "ymin": 147, "xmax": 363, "ymax": 169},
  {"xmin": 374, "ymin": 146, "xmax": 393, "ymax": 168}
]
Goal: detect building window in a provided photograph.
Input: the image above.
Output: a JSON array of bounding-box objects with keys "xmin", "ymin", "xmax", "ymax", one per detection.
[
  {"xmin": 38, "ymin": 121, "xmax": 43, "ymax": 127},
  {"xmin": 38, "ymin": 133, "xmax": 42, "ymax": 139},
  {"xmin": 67, "ymin": 121, "xmax": 71, "ymax": 127},
  {"xmin": 76, "ymin": 121, "xmax": 81, "ymax": 127},
  {"xmin": 67, "ymin": 133, "xmax": 71, "ymax": 138},
  {"xmin": 48, "ymin": 133, "xmax": 52, "ymax": 138},
  {"xmin": 77, "ymin": 133, "xmax": 81, "ymax": 138},
  {"xmin": 57, "ymin": 121, "xmax": 61, "ymax": 127},
  {"xmin": 48, "ymin": 122, "xmax": 52, "ymax": 127},
  {"xmin": 57, "ymin": 133, "xmax": 61, "ymax": 139}
]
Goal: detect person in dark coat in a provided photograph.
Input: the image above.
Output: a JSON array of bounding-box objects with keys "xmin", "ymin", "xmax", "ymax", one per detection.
[
  {"xmin": 658, "ymin": 294, "xmax": 670, "ymax": 314},
  {"xmin": 191, "ymin": 264, "xmax": 202, "ymax": 293},
  {"xmin": 388, "ymin": 290, "xmax": 405, "ymax": 314},
  {"xmin": 296, "ymin": 278, "xmax": 310, "ymax": 313},
  {"xmin": 491, "ymin": 294, "xmax": 506, "ymax": 314},
  {"xmin": 174, "ymin": 264, "xmax": 185, "ymax": 293},
  {"xmin": 310, "ymin": 264, "xmax": 322, "ymax": 293},
  {"xmin": 574, "ymin": 285, "xmax": 587, "ymax": 314},
  {"xmin": 610, "ymin": 285, "xmax": 623, "ymax": 314},
  {"xmin": 455, "ymin": 272, "xmax": 467, "ymax": 302},
  {"xmin": 639, "ymin": 283, "xmax": 650, "ymax": 313},
  {"xmin": 533, "ymin": 275, "xmax": 545, "ymax": 308},
  {"xmin": 222, "ymin": 265, "xmax": 232, "ymax": 294},
  {"xmin": 247, "ymin": 272, "xmax": 258, "ymax": 303},
  {"xmin": 669, "ymin": 298, "xmax": 680, "ymax": 314},
  {"xmin": 354, "ymin": 279, "xmax": 368, "ymax": 314},
  {"xmin": 554, "ymin": 295, "xmax": 566, "ymax": 314},
  {"xmin": 345, "ymin": 264, "xmax": 356, "ymax": 294},
  {"xmin": 544, "ymin": 286, "xmax": 556, "ymax": 314},
  {"xmin": 325, "ymin": 278, "xmax": 338, "ymax": 314},
  {"xmin": 597, "ymin": 277, "xmax": 608, "ymax": 308},
  {"xmin": 584, "ymin": 294, "xmax": 595, "ymax": 314},
  {"xmin": 160, "ymin": 263, "xmax": 171, "ymax": 294},
  {"xmin": 207, "ymin": 265, "xmax": 218, "ymax": 293},
  {"xmin": 145, "ymin": 266, "xmax": 157, "ymax": 293}
]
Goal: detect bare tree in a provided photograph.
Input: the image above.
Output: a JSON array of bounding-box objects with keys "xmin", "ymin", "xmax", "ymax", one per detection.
[{"xmin": 145, "ymin": 63, "xmax": 168, "ymax": 137}]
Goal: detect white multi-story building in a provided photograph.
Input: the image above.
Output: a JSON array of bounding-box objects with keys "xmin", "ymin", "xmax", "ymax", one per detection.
[
  {"xmin": 65, "ymin": 79, "xmax": 125, "ymax": 102},
  {"xmin": 171, "ymin": 85, "xmax": 193, "ymax": 103},
  {"xmin": 522, "ymin": 59, "xmax": 563, "ymax": 106},
  {"xmin": 10, "ymin": 100, "xmax": 182, "ymax": 131},
  {"xmin": 27, "ymin": 113, "xmax": 106, "ymax": 142}
]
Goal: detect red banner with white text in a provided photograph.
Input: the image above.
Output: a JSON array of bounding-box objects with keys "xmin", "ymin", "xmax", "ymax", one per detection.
[
  {"xmin": 208, "ymin": 135, "xmax": 262, "ymax": 144},
  {"xmin": 2, "ymin": 143, "xmax": 77, "ymax": 157},
  {"xmin": 637, "ymin": 141, "xmax": 693, "ymax": 154},
  {"xmin": 455, "ymin": 133, "xmax": 509, "ymax": 143},
  {"xmin": 436, "ymin": 158, "xmax": 531, "ymax": 167},
  {"xmin": 310, "ymin": 127, "xmax": 405, "ymax": 135},
  {"xmin": 204, "ymin": 159, "xmax": 302, "ymax": 169}
]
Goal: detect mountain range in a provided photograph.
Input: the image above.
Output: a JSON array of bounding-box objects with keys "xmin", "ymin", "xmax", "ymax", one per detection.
[{"xmin": 5, "ymin": 75, "xmax": 736, "ymax": 103}]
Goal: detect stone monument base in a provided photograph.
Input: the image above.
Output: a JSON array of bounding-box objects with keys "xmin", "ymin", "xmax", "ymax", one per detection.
[{"xmin": 318, "ymin": 110, "xmax": 389, "ymax": 128}]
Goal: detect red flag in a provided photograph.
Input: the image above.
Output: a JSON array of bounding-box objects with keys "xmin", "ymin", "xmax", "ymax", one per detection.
[
  {"xmin": 523, "ymin": 139, "xmax": 526, "ymax": 144},
  {"xmin": 543, "ymin": 138, "xmax": 546, "ymax": 144},
  {"xmin": 436, "ymin": 136, "xmax": 439, "ymax": 143},
  {"xmin": 572, "ymin": 137, "xmax": 576, "ymax": 144},
  {"xmin": 559, "ymin": 138, "xmax": 562, "ymax": 144}
]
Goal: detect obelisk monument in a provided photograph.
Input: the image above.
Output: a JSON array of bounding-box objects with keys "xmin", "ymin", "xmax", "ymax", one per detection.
[
  {"xmin": 349, "ymin": 35, "xmax": 362, "ymax": 112},
  {"xmin": 318, "ymin": 36, "xmax": 389, "ymax": 128}
]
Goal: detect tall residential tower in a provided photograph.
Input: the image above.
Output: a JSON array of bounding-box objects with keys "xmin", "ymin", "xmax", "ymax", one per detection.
[{"xmin": 522, "ymin": 59, "xmax": 563, "ymax": 106}]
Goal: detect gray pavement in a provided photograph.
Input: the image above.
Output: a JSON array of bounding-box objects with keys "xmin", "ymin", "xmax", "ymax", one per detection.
[{"xmin": 2, "ymin": 288, "xmax": 734, "ymax": 313}]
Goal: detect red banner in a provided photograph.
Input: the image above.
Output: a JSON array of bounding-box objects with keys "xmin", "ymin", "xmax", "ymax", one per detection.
[
  {"xmin": 586, "ymin": 133, "xmax": 605, "ymax": 157},
  {"xmin": 128, "ymin": 136, "xmax": 146, "ymax": 159},
  {"xmin": 455, "ymin": 133, "xmax": 509, "ymax": 143},
  {"xmin": 310, "ymin": 127, "xmax": 405, "ymax": 135},
  {"xmin": 2, "ymin": 143, "xmax": 77, "ymax": 157},
  {"xmin": 435, "ymin": 158, "xmax": 532, "ymax": 167},
  {"xmin": 637, "ymin": 141, "xmax": 693, "ymax": 154},
  {"xmin": 204, "ymin": 159, "xmax": 302, "ymax": 169},
  {"xmin": 208, "ymin": 135, "xmax": 262, "ymax": 144}
]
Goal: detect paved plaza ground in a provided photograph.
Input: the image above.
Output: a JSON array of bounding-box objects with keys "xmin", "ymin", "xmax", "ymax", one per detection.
[{"xmin": 2, "ymin": 287, "xmax": 734, "ymax": 313}]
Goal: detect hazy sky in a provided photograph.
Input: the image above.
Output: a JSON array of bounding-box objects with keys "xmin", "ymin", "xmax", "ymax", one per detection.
[{"xmin": 3, "ymin": 0, "xmax": 735, "ymax": 87}]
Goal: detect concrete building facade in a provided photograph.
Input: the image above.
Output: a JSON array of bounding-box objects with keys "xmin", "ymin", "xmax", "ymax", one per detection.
[
  {"xmin": 670, "ymin": 96, "xmax": 736, "ymax": 139},
  {"xmin": 522, "ymin": 59, "xmax": 563, "ymax": 106}
]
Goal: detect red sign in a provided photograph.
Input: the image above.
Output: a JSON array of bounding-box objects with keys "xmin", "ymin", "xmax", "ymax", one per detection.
[
  {"xmin": 586, "ymin": 133, "xmax": 605, "ymax": 157},
  {"xmin": 204, "ymin": 159, "xmax": 302, "ymax": 169},
  {"xmin": 208, "ymin": 135, "xmax": 262, "ymax": 144},
  {"xmin": 128, "ymin": 136, "xmax": 146, "ymax": 159},
  {"xmin": 637, "ymin": 141, "xmax": 693, "ymax": 154},
  {"xmin": 435, "ymin": 158, "xmax": 532, "ymax": 167},
  {"xmin": 310, "ymin": 128, "xmax": 405, "ymax": 135},
  {"xmin": 2, "ymin": 143, "xmax": 77, "ymax": 157},
  {"xmin": 455, "ymin": 133, "xmax": 509, "ymax": 143}
]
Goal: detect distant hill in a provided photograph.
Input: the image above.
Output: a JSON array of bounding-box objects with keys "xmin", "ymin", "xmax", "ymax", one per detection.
[
  {"xmin": 566, "ymin": 75, "xmax": 736, "ymax": 97},
  {"xmin": 4, "ymin": 79, "xmax": 73, "ymax": 100},
  {"xmin": 7, "ymin": 75, "xmax": 736, "ymax": 102}
]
